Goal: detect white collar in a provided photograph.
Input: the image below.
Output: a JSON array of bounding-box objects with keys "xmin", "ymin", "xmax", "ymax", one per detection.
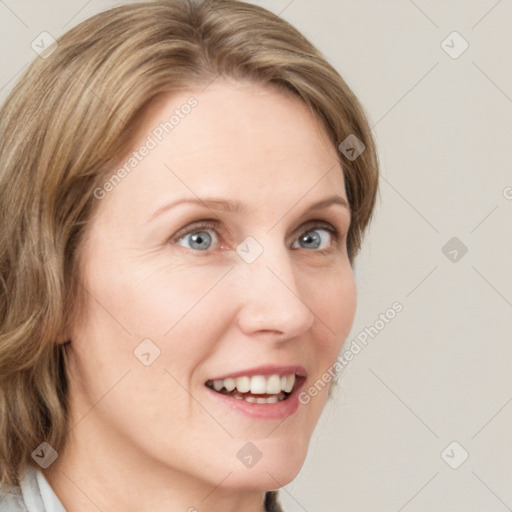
[{"xmin": 19, "ymin": 464, "xmax": 66, "ymax": 512}]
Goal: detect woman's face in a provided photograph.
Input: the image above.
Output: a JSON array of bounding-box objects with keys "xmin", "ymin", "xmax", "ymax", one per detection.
[{"xmin": 67, "ymin": 80, "xmax": 356, "ymax": 491}]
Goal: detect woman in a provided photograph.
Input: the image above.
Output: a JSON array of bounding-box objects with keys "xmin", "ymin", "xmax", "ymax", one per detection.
[{"xmin": 0, "ymin": 1, "xmax": 379, "ymax": 510}]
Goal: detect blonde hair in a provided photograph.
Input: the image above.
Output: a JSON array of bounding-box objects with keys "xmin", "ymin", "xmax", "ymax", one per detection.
[{"xmin": 0, "ymin": 0, "xmax": 379, "ymax": 494}]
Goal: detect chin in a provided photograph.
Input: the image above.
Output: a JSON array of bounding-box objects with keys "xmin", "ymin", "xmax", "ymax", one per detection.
[
  {"xmin": 225, "ymin": 464, "xmax": 304, "ymax": 492},
  {"xmin": 222, "ymin": 437, "xmax": 309, "ymax": 491}
]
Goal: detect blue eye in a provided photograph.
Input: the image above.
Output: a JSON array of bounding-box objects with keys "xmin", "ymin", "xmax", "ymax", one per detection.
[
  {"xmin": 175, "ymin": 224, "xmax": 219, "ymax": 251},
  {"xmin": 291, "ymin": 228, "xmax": 334, "ymax": 251},
  {"xmin": 173, "ymin": 221, "xmax": 339, "ymax": 252}
]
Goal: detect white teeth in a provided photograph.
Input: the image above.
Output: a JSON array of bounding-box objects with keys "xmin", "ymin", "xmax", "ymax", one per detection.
[
  {"xmin": 224, "ymin": 377, "xmax": 236, "ymax": 392},
  {"xmin": 207, "ymin": 373, "xmax": 297, "ymax": 397},
  {"xmin": 244, "ymin": 395, "xmax": 282, "ymax": 404},
  {"xmin": 250, "ymin": 375, "xmax": 267, "ymax": 394},
  {"xmin": 266, "ymin": 374, "xmax": 282, "ymax": 394},
  {"xmin": 214, "ymin": 388, "xmax": 287, "ymax": 403},
  {"xmin": 235, "ymin": 376, "xmax": 251, "ymax": 393},
  {"xmin": 284, "ymin": 374, "xmax": 295, "ymax": 393}
]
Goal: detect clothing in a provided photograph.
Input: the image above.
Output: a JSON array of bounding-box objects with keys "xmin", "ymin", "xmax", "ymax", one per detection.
[
  {"xmin": 0, "ymin": 464, "xmax": 283, "ymax": 511},
  {"xmin": 265, "ymin": 490, "xmax": 284, "ymax": 512},
  {"xmin": 0, "ymin": 464, "xmax": 66, "ymax": 511}
]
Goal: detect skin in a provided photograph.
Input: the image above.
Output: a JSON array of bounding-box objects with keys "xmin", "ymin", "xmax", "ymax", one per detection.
[{"xmin": 45, "ymin": 79, "xmax": 357, "ymax": 512}]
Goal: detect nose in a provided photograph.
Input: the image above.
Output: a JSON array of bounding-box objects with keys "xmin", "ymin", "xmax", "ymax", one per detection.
[{"xmin": 235, "ymin": 241, "xmax": 315, "ymax": 341}]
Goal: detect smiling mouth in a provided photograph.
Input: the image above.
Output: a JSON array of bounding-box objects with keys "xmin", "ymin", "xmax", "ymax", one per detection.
[{"xmin": 205, "ymin": 373, "xmax": 303, "ymax": 404}]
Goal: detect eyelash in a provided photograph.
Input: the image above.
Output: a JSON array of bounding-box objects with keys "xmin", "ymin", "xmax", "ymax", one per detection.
[{"xmin": 170, "ymin": 219, "xmax": 342, "ymax": 254}]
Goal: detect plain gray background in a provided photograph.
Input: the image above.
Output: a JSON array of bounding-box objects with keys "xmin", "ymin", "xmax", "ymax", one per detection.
[{"xmin": 1, "ymin": 1, "xmax": 511, "ymax": 511}]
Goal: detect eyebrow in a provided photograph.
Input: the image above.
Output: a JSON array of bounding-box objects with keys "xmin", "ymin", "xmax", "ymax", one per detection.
[{"xmin": 148, "ymin": 194, "xmax": 350, "ymax": 222}]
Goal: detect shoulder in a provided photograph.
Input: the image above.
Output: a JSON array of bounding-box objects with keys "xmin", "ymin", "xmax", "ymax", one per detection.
[
  {"xmin": 0, "ymin": 483, "xmax": 28, "ymax": 512},
  {"xmin": 0, "ymin": 464, "xmax": 44, "ymax": 512}
]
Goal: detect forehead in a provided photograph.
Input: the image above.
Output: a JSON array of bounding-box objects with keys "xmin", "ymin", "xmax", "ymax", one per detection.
[{"xmin": 96, "ymin": 80, "xmax": 346, "ymax": 221}]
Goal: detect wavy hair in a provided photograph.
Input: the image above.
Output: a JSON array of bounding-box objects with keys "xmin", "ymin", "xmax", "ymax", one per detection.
[{"xmin": 0, "ymin": 0, "xmax": 379, "ymax": 499}]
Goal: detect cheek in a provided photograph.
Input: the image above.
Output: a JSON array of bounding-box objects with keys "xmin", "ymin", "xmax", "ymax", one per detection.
[
  {"xmin": 84, "ymin": 248, "xmax": 231, "ymax": 338},
  {"xmin": 308, "ymin": 264, "xmax": 357, "ymax": 353},
  {"xmin": 297, "ymin": 269, "xmax": 355, "ymax": 428}
]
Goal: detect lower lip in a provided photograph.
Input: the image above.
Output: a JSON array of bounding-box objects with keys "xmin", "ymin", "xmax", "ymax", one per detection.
[{"xmin": 204, "ymin": 378, "xmax": 306, "ymax": 420}]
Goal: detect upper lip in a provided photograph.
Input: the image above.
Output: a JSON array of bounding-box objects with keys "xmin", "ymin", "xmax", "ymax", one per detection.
[{"xmin": 207, "ymin": 364, "xmax": 307, "ymax": 382}]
